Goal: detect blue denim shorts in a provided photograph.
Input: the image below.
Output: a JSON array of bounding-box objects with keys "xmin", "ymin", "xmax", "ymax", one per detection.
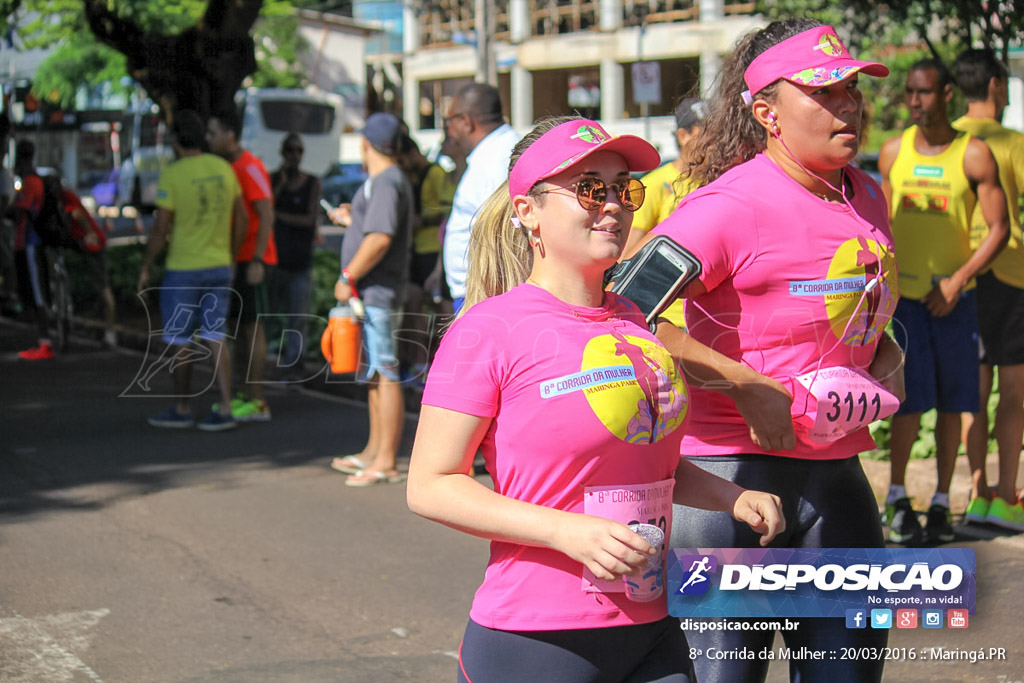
[
  {"xmin": 159, "ymin": 267, "xmax": 235, "ymax": 345},
  {"xmin": 358, "ymin": 305, "xmax": 401, "ymax": 383},
  {"xmin": 893, "ymin": 293, "xmax": 980, "ymax": 414}
]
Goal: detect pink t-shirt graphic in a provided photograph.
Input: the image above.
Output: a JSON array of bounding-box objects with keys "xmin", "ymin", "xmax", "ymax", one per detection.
[
  {"xmin": 423, "ymin": 285, "xmax": 689, "ymax": 630},
  {"xmin": 654, "ymin": 153, "xmax": 898, "ymax": 460}
]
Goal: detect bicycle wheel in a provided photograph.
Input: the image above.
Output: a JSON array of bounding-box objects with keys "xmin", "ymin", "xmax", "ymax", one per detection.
[{"xmin": 50, "ymin": 252, "xmax": 73, "ymax": 352}]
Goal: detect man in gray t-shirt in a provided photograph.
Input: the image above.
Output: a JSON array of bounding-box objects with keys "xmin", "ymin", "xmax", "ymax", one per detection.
[
  {"xmin": 339, "ymin": 163, "xmax": 413, "ymax": 311},
  {"xmin": 330, "ymin": 112, "xmax": 414, "ymax": 487}
]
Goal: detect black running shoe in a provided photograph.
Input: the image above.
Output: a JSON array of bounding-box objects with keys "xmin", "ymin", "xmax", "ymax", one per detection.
[
  {"xmin": 885, "ymin": 497, "xmax": 923, "ymax": 545},
  {"xmin": 924, "ymin": 504, "xmax": 955, "ymax": 543}
]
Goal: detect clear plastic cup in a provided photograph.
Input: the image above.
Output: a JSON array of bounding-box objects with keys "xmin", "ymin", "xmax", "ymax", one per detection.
[{"xmin": 624, "ymin": 523, "xmax": 665, "ymax": 602}]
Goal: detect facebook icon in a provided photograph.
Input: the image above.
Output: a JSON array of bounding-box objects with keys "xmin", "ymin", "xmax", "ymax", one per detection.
[{"xmin": 845, "ymin": 609, "xmax": 867, "ymax": 629}]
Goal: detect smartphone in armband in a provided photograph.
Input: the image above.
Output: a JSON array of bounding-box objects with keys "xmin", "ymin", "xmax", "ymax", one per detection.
[{"xmin": 610, "ymin": 235, "xmax": 702, "ymax": 327}]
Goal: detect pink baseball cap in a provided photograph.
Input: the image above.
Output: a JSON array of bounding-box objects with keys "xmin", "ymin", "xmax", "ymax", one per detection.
[
  {"xmin": 508, "ymin": 119, "xmax": 660, "ymax": 199},
  {"xmin": 742, "ymin": 25, "xmax": 888, "ymax": 103}
]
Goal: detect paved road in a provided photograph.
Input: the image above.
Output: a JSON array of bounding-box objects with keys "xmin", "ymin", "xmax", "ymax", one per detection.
[
  {"xmin": 1, "ymin": 320, "xmax": 482, "ymax": 682},
  {"xmin": 2, "ymin": 319, "xmax": 1024, "ymax": 682}
]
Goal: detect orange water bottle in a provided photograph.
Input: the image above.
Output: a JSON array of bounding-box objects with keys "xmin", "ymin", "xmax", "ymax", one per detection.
[{"xmin": 321, "ymin": 301, "xmax": 362, "ymax": 374}]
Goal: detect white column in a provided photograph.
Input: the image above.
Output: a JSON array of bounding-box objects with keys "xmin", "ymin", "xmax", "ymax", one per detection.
[
  {"xmin": 403, "ymin": 2, "xmax": 419, "ymax": 53},
  {"xmin": 403, "ymin": 68, "xmax": 420, "ymax": 132},
  {"xmin": 698, "ymin": 0, "xmax": 724, "ymax": 99},
  {"xmin": 699, "ymin": 0, "xmax": 723, "ymax": 21},
  {"xmin": 600, "ymin": 58, "xmax": 624, "ymax": 121},
  {"xmin": 402, "ymin": 1, "xmax": 420, "ymax": 130},
  {"xmin": 600, "ymin": 0, "xmax": 622, "ymax": 32},
  {"xmin": 511, "ymin": 65, "xmax": 533, "ymax": 129},
  {"xmin": 509, "ymin": 0, "xmax": 532, "ymax": 129},
  {"xmin": 509, "ymin": 0, "xmax": 530, "ymax": 43},
  {"xmin": 700, "ymin": 51, "xmax": 721, "ymax": 99}
]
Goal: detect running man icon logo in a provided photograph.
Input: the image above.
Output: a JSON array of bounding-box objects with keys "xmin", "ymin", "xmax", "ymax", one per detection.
[{"xmin": 677, "ymin": 555, "xmax": 718, "ymax": 595}]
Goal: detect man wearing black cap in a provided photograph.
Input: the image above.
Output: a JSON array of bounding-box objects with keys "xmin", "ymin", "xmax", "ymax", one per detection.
[
  {"xmin": 624, "ymin": 97, "xmax": 706, "ymax": 255},
  {"xmin": 329, "ymin": 112, "xmax": 415, "ymax": 487}
]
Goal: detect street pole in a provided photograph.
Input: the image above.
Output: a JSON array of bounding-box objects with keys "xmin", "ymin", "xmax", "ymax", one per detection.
[
  {"xmin": 475, "ymin": 0, "xmax": 497, "ymax": 86},
  {"xmin": 638, "ymin": 19, "xmax": 650, "ymax": 143}
]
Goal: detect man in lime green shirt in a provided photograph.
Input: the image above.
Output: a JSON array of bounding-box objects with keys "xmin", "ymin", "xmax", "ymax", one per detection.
[
  {"xmin": 954, "ymin": 49, "xmax": 1024, "ymax": 531},
  {"xmin": 138, "ymin": 110, "xmax": 247, "ymax": 432}
]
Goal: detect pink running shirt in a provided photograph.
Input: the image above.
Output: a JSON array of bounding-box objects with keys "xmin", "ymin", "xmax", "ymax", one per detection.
[
  {"xmin": 422, "ymin": 285, "xmax": 689, "ymax": 631},
  {"xmin": 653, "ymin": 153, "xmax": 897, "ymax": 460}
]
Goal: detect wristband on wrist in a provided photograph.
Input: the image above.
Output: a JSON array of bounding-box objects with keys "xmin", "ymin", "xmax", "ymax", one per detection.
[{"xmin": 340, "ymin": 268, "xmax": 355, "ymax": 284}]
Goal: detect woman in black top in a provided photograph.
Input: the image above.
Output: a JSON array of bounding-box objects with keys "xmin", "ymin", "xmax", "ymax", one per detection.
[{"xmin": 270, "ymin": 132, "xmax": 322, "ymax": 380}]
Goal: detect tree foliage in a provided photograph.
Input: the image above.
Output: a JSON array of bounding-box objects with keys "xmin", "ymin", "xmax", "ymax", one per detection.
[
  {"xmin": 758, "ymin": 0, "xmax": 1023, "ymax": 62},
  {"xmin": 755, "ymin": 0, "xmax": 1018, "ymax": 146},
  {"xmin": 3, "ymin": 0, "xmax": 310, "ymax": 119}
]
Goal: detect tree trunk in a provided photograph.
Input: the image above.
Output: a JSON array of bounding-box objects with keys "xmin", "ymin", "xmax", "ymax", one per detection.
[{"xmin": 83, "ymin": 0, "xmax": 263, "ymax": 122}]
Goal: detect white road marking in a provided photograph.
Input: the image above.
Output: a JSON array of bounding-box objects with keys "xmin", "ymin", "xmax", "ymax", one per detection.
[{"xmin": 0, "ymin": 608, "xmax": 108, "ymax": 682}]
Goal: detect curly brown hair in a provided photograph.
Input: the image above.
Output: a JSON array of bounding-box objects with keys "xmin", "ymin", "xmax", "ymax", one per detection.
[{"xmin": 684, "ymin": 18, "xmax": 823, "ymax": 186}]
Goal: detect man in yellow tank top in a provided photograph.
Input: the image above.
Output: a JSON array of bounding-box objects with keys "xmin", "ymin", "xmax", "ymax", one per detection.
[
  {"xmin": 953, "ymin": 49, "xmax": 1024, "ymax": 532},
  {"xmin": 878, "ymin": 58, "xmax": 1009, "ymax": 545}
]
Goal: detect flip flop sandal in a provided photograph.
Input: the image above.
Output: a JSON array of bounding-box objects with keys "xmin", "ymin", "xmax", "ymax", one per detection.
[
  {"xmin": 330, "ymin": 455, "xmax": 369, "ymax": 474},
  {"xmin": 344, "ymin": 470, "xmax": 408, "ymax": 487}
]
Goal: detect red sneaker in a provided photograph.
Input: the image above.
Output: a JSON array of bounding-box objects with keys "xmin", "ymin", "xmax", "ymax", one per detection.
[{"xmin": 18, "ymin": 342, "xmax": 55, "ymax": 361}]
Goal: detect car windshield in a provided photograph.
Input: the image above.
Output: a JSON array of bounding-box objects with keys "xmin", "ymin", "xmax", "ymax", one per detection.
[{"xmin": 260, "ymin": 101, "xmax": 335, "ymax": 134}]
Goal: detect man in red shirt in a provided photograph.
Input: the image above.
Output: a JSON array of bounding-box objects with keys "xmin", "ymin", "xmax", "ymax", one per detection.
[
  {"xmin": 11, "ymin": 139, "xmax": 54, "ymax": 360},
  {"xmin": 207, "ymin": 110, "xmax": 276, "ymax": 421},
  {"xmin": 64, "ymin": 188, "xmax": 117, "ymax": 345}
]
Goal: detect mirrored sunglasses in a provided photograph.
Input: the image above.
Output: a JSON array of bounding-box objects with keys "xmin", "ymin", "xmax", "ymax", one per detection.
[{"xmin": 536, "ymin": 177, "xmax": 646, "ymax": 212}]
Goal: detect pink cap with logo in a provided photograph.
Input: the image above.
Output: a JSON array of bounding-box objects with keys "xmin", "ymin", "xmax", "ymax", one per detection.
[
  {"xmin": 508, "ymin": 119, "xmax": 661, "ymax": 199},
  {"xmin": 742, "ymin": 25, "xmax": 888, "ymax": 102}
]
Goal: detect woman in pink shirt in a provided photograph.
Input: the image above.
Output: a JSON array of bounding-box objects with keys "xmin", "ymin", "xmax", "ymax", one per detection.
[
  {"xmin": 407, "ymin": 117, "xmax": 784, "ymax": 682},
  {"xmin": 639, "ymin": 19, "xmax": 905, "ymax": 683}
]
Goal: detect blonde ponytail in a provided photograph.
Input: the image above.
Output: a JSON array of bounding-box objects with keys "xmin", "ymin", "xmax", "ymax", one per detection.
[{"xmin": 460, "ymin": 181, "xmax": 532, "ymax": 315}]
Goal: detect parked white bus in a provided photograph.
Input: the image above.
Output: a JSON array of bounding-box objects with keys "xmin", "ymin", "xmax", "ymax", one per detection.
[{"xmin": 237, "ymin": 87, "xmax": 344, "ymax": 177}]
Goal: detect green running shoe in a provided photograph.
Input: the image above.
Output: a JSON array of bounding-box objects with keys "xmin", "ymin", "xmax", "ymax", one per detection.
[
  {"xmin": 212, "ymin": 393, "xmax": 248, "ymax": 414},
  {"xmin": 964, "ymin": 496, "xmax": 991, "ymax": 524},
  {"xmin": 986, "ymin": 498, "xmax": 1024, "ymax": 532},
  {"xmin": 232, "ymin": 398, "xmax": 272, "ymax": 422}
]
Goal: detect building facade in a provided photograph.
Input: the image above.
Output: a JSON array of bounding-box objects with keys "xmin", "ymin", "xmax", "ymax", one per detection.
[{"xmin": 395, "ymin": 0, "xmax": 761, "ymax": 157}]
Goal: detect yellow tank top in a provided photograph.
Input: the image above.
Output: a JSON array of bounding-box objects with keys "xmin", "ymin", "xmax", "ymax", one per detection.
[
  {"xmin": 889, "ymin": 126, "xmax": 976, "ymax": 300},
  {"xmin": 953, "ymin": 116, "xmax": 1024, "ymax": 290}
]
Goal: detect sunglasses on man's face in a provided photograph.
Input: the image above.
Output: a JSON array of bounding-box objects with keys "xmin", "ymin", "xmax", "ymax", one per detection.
[
  {"xmin": 283, "ymin": 146, "xmax": 304, "ymax": 155},
  {"xmin": 535, "ymin": 177, "xmax": 646, "ymax": 212}
]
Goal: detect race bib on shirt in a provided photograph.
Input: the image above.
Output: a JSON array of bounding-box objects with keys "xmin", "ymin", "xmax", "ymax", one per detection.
[
  {"xmin": 791, "ymin": 366, "xmax": 900, "ymax": 445},
  {"xmin": 581, "ymin": 478, "xmax": 675, "ymax": 592}
]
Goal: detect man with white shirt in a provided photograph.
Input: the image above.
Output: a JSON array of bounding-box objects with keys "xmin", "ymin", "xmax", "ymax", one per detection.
[{"xmin": 441, "ymin": 83, "xmax": 520, "ymax": 313}]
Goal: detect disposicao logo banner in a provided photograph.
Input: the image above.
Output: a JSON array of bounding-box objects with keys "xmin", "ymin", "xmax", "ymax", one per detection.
[{"xmin": 667, "ymin": 548, "xmax": 976, "ymax": 618}]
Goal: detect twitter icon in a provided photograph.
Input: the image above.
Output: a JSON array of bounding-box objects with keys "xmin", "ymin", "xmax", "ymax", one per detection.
[{"xmin": 870, "ymin": 609, "xmax": 893, "ymax": 629}]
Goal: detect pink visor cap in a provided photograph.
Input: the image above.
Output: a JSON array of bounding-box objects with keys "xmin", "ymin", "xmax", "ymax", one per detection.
[
  {"xmin": 508, "ymin": 120, "xmax": 661, "ymax": 199},
  {"xmin": 742, "ymin": 25, "xmax": 888, "ymax": 104}
]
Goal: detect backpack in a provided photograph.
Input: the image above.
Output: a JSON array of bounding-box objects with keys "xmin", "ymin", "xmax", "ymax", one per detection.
[{"xmin": 34, "ymin": 174, "xmax": 75, "ymax": 249}]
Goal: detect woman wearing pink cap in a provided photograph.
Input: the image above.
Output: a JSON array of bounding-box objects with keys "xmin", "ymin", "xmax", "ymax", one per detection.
[
  {"xmin": 635, "ymin": 19, "xmax": 904, "ymax": 683},
  {"xmin": 407, "ymin": 116, "xmax": 784, "ymax": 682}
]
